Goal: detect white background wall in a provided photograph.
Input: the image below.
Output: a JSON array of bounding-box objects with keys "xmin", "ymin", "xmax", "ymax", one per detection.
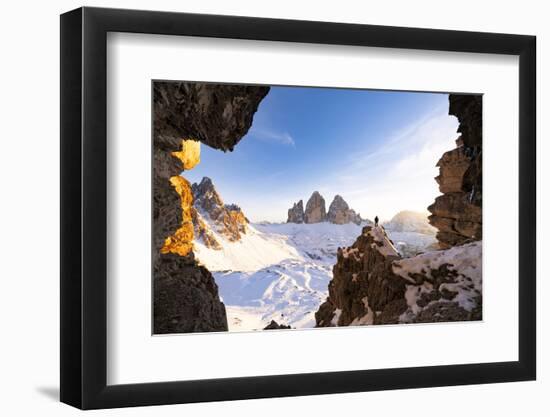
[{"xmin": 0, "ymin": 0, "xmax": 546, "ymax": 415}]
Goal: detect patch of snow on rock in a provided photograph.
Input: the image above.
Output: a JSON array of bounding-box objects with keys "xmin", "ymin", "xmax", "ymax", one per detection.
[{"xmin": 394, "ymin": 241, "xmax": 482, "ymax": 316}]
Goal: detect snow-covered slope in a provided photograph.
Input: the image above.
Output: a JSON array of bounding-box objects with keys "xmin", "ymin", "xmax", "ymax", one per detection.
[
  {"xmin": 254, "ymin": 222, "xmax": 371, "ymax": 265},
  {"xmin": 194, "ymin": 221, "xmax": 371, "ymax": 331},
  {"xmin": 393, "ymin": 240, "xmax": 482, "ymax": 322},
  {"xmin": 194, "ymin": 216, "xmax": 440, "ymax": 331},
  {"xmin": 216, "ymin": 259, "xmax": 331, "ymax": 330},
  {"xmin": 194, "ymin": 217, "xmax": 301, "ymax": 272}
]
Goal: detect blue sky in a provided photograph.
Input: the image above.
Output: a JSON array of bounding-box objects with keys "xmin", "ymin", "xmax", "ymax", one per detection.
[{"xmin": 184, "ymin": 86, "xmax": 459, "ymax": 222}]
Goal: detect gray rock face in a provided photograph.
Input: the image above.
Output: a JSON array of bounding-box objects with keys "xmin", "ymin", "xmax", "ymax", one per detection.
[
  {"xmin": 192, "ymin": 177, "xmax": 224, "ymax": 219},
  {"xmin": 327, "ymin": 195, "xmax": 362, "ymax": 225},
  {"xmin": 153, "ymin": 81, "xmax": 269, "ymax": 334},
  {"xmin": 154, "ymin": 254, "xmax": 228, "ymax": 334},
  {"xmin": 289, "ymin": 193, "xmax": 362, "ymax": 225},
  {"xmin": 287, "ymin": 200, "xmax": 304, "ymax": 223},
  {"xmin": 428, "ymin": 94, "xmax": 482, "ymax": 249},
  {"xmin": 304, "ymin": 191, "xmax": 327, "ymax": 224}
]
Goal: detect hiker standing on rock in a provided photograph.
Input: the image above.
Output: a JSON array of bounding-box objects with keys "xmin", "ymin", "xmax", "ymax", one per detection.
[{"xmin": 374, "ymin": 216, "xmax": 379, "ymax": 227}]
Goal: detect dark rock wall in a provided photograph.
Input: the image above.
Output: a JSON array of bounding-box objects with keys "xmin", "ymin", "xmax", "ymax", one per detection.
[
  {"xmin": 153, "ymin": 81, "xmax": 269, "ymax": 334},
  {"xmin": 154, "ymin": 82, "xmax": 270, "ymax": 152},
  {"xmin": 428, "ymin": 94, "xmax": 482, "ymax": 248}
]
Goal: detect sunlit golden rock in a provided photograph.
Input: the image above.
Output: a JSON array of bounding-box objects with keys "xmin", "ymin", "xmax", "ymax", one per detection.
[
  {"xmin": 161, "ymin": 176, "xmax": 194, "ymax": 257},
  {"xmin": 223, "ymin": 209, "xmax": 248, "ymax": 242},
  {"xmin": 171, "ymin": 139, "xmax": 201, "ymax": 170}
]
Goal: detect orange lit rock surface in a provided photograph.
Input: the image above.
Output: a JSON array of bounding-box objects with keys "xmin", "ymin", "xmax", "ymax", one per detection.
[
  {"xmin": 172, "ymin": 139, "xmax": 201, "ymax": 170},
  {"xmin": 161, "ymin": 176, "xmax": 194, "ymax": 257},
  {"xmin": 153, "ymin": 81, "xmax": 269, "ymax": 334}
]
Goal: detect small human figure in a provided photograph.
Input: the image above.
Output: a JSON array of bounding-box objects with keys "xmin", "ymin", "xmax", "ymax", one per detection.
[{"xmin": 374, "ymin": 216, "xmax": 379, "ymax": 227}]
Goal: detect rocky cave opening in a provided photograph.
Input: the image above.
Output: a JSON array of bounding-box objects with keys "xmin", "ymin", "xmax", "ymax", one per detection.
[{"xmin": 153, "ymin": 81, "xmax": 482, "ymax": 333}]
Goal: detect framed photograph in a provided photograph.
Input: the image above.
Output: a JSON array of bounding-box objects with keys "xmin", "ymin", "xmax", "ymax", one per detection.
[{"xmin": 60, "ymin": 6, "xmax": 536, "ymax": 409}]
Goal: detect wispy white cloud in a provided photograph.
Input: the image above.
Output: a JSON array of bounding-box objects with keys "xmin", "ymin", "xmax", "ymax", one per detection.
[
  {"xmin": 345, "ymin": 103, "xmax": 449, "ymax": 170},
  {"xmin": 323, "ymin": 106, "xmax": 459, "ymax": 221},
  {"xmin": 198, "ymin": 103, "xmax": 459, "ymax": 223},
  {"xmin": 249, "ymin": 127, "xmax": 295, "ymax": 147}
]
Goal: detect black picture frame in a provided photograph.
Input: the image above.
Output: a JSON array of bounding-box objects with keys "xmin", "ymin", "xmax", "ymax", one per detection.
[{"xmin": 60, "ymin": 6, "xmax": 536, "ymax": 410}]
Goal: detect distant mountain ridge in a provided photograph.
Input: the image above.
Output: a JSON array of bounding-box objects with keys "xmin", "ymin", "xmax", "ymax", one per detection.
[
  {"xmin": 188, "ymin": 177, "xmax": 442, "ymax": 330},
  {"xmin": 287, "ymin": 191, "xmax": 362, "ymax": 225}
]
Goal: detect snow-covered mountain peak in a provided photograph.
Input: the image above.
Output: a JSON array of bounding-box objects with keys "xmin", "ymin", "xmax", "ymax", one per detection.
[
  {"xmin": 191, "ymin": 176, "xmax": 248, "ymax": 244},
  {"xmin": 383, "ymin": 210, "xmax": 436, "ymax": 234},
  {"xmin": 192, "ymin": 176, "xmax": 224, "ymax": 211}
]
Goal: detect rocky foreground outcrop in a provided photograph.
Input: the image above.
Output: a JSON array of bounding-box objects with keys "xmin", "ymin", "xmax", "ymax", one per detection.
[
  {"xmin": 153, "ymin": 81, "xmax": 269, "ymax": 334},
  {"xmin": 315, "ymin": 226, "xmax": 482, "ymax": 327},
  {"xmin": 428, "ymin": 94, "xmax": 482, "ymax": 248},
  {"xmin": 288, "ymin": 192, "xmax": 362, "ymax": 225}
]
